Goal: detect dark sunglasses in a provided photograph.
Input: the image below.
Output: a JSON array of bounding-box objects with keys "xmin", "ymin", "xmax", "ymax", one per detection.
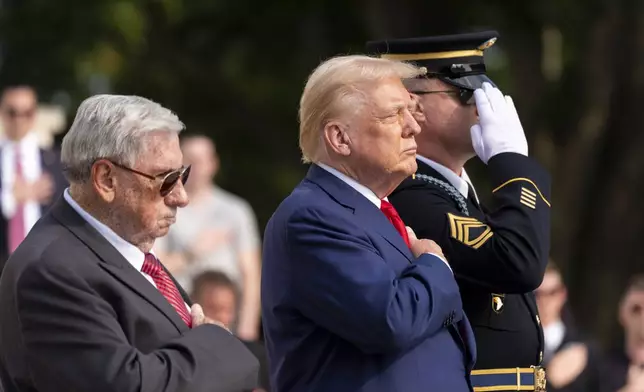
[
  {"xmin": 110, "ymin": 161, "xmax": 191, "ymax": 197},
  {"xmin": 5, "ymin": 107, "xmax": 36, "ymax": 119},
  {"xmin": 409, "ymin": 89, "xmax": 475, "ymax": 105}
]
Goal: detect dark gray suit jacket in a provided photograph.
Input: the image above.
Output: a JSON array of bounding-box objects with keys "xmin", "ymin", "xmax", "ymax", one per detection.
[{"xmin": 0, "ymin": 196, "xmax": 259, "ymax": 392}]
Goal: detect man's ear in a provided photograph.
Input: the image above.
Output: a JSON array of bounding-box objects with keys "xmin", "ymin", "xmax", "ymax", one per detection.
[
  {"xmin": 92, "ymin": 160, "xmax": 117, "ymax": 203},
  {"xmin": 323, "ymin": 121, "xmax": 351, "ymax": 157}
]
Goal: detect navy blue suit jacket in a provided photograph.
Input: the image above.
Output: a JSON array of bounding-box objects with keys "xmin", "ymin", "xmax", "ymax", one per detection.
[{"xmin": 261, "ymin": 164, "xmax": 476, "ymax": 392}]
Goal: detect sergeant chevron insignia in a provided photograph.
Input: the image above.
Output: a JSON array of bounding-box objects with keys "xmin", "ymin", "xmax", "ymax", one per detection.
[{"xmin": 447, "ymin": 213, "xmax": 494, "ymax": 249}]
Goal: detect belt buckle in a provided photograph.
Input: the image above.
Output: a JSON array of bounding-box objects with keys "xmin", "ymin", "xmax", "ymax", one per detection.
[{"xmin": 531, "ymin": 366, "xmax": 547, "ymax": 392}]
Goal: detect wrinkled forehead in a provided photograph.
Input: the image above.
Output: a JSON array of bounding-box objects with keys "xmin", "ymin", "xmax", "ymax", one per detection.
[
  {"xmin": 365, "ymin": 77, "xmax": 411, "ymax": 109},
  {"xmin": 1, "ymin": 88, "xmax": 37, "ymax": 108},
  {"xmin": 137, "ymin": 131, "xmax": 183, "ymax": 168},
  {"xmin": 623, "ymin": 290, "xmax": 644, "ymax": 306}
]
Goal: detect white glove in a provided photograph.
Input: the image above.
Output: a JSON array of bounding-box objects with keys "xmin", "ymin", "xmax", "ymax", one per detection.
[{"xmin": 470, "ymin": 82, "xmax": 528, "ymax": 164}]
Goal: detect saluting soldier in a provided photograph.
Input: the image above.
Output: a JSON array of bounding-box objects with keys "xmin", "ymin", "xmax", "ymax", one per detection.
[{"xmin": 366, "ymin": 31, "xmax": 550, "ymax": 392}]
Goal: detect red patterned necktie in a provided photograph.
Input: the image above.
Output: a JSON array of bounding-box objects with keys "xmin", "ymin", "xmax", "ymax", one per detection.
[
  {"xmin": 141, "ymin": 253, "xmax": 192, "ymax": 327},
  {"xmin": 8, "ymin": 148, "xmax": 25, "ymax": 253},
  {"xmin": 380, "ymin": 199, "xmax": 411, "ymax": 248}
]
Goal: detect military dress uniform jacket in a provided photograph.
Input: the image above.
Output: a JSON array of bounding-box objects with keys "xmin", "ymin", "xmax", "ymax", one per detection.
[{"xmin": 389, "ymin": 152, "xmax": 550, "ymax": 372}]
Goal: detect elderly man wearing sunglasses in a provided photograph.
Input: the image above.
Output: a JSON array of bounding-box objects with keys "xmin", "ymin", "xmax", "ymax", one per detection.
[
  {"xmin": 367, "ymin": 31, "xmax": 552, "ymax": 392},
  {"xmin": 0, "ymin": 95, "xmax": 260, "ymax": 392}
]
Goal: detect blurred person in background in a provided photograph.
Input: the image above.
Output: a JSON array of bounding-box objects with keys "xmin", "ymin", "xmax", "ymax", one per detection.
[
  {"xmin": 600, "ymin": 275, "xmax": 644, "ymax": 392},
  {"xmin": 156, "ymin": 134, "xmax": 262, "ymax": 341},
  {"xmin": 536, "ymin": 260, "xmax": 600, "ymax": 392},
  {"xmin": 369, "ymin": 31, "xmax": 550, "ymax": 391},
  {"xmin": 191, "ymin": 270, "xmax": 270, "ymax": 392},
  {"xmin": 0, "ymin": 84, "xmax": 66, "ymax": 269}
]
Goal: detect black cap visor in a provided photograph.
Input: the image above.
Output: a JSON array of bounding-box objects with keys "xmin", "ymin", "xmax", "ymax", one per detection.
[{"xmin": 439, "ymin": 73, "xmax": 496, "ymax": 91}]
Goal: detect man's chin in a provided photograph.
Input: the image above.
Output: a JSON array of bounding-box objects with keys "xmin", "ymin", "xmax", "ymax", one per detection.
[
  {"xmin": 404, "ymin": 157, "xmax": 418, "ymax": 176},
  {"xmin": 155, "ymin": 225, "xmax": 172, "ymax": 238},
  {"xmin": 390, "ymin": 160, "xmax": 417, "ymax": 183}
]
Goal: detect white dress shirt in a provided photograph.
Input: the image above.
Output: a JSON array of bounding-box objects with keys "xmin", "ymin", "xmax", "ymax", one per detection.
[
  {"xmin": 416, "ymin": 154, "xmax": 480, "ymax": 204},
  {"xmin": 318, "ymin": 163, "xmax": 383, "ymax": 207},
  {"xmin": 1, "ymin": 133, "xmax": 43, "ymax": 234},
  {"xmin": 318, "ymin": 163, "xmax": 450, "ymax": 270},
  {"xmin": 63, "ymin": 189, "xmax": 189, "ymax": 309}
]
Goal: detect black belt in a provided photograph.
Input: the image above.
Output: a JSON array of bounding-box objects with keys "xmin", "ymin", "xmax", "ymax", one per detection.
[{"xmin": 471, "ymin": 366, "xmax": 546, "ymax": 391}]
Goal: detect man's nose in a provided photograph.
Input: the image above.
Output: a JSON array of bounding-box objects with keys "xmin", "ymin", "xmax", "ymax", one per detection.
[
  {"xmin": 167, "ymin": 180, "xmax": 189, "ymax": 207},
  {"xmin": 403, "ymin": 109, "xmax": 421, "ymax": 136}
]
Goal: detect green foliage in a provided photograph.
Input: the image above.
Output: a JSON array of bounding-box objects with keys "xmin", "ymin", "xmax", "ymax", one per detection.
[{"xmin": 2, "ymin": 0, "xmax": 642, "ymax": 348}]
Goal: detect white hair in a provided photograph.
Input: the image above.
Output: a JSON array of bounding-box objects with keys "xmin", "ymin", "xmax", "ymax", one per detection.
[
  {"xmin": 298, "ymin": 55, "xmax": 426, "ymax": 163},
  {"xmin": 61, "ymin": 94, "xmax": 185, "ymax": 183}
]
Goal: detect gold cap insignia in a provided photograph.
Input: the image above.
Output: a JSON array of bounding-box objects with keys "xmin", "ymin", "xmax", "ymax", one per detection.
[
  {"xmin": 492, "ymin": 293, "xmax": 505, "ymax": 313},
  {"xmin": 478, "ymin": 37, "xmax": 497, "ymax": 50},
  {"xmin": 447, "ymin": 213, "xmax": 494, "ymax": 249}
]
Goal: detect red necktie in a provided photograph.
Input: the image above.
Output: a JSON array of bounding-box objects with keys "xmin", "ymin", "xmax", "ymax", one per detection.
[
  {"xmin": 141, "ymin": 253, "xmax": 192, "ymax": 327},
  {"xmin": 380, "ymin": 200, "xmax": 411, "ymax": 248},
  {"xmin": 8, "ymin": 149, "xmax": 25, "ymax": 253}
]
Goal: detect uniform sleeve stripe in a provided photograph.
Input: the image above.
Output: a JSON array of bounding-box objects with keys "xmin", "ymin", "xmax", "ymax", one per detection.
[
  {"xmin": 492, "ymin": 177, "xmax": 551, "ymax": 207},
  {"xmin": 520, "ymin": 188, "xmax": 537, "ymax": 200},
  {"xmin": 520, "ymin": 196, "xmax": 536, "ymax": 209},
  {"xmin": 520, "ymin": 190, "xmax": 537, "ymax": 204},
  {"xmin": 520, "ymin": 192, "xmax": 537, "ymax": 203}
]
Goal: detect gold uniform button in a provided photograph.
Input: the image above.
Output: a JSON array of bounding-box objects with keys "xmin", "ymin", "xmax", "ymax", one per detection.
[
  {"xmin": 539, "ymin": 351, "xmax": 543, "ymax": 363},
  {"xmin": 536, "ymin": 315, "xmax": 541, "ymax": 325}
]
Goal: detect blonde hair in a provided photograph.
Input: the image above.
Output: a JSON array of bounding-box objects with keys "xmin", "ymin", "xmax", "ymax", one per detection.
[{"xmin": 298, "ymin": 55, "xmax": 426, "ymax": 163}]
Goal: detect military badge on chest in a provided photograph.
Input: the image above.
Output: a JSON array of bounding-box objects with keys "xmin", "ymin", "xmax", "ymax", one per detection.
[{"xmin": 491, "ymin": 293, "xmax": 505, "ymax": 313}]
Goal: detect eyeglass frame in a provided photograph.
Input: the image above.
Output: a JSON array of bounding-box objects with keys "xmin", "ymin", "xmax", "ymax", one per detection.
[
  {"xmin": 107, "ymin": 160, "xmax": 191, "ymax": 197},
  {"xmin": 408, "ymin": 88, "xmax": 475, "ymax": 106}
]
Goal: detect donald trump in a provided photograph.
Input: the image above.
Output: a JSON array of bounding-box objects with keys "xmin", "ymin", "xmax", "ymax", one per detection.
[{"xmin": 261, "ymin": 55, "xmax": 478, "ymax": 392}]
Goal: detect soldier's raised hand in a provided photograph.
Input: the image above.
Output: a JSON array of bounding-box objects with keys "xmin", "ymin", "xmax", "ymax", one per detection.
[{"xmin": 470, "ymin": 82, "xmax": 528, "ymax": 163}]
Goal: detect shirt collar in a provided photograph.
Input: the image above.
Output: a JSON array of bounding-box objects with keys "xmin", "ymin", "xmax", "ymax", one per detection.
[
  {"xmin": 416, "ymin": 154, "xmax": 478, "ymax": 202},
  {"xmin": 63, "ymin": 188, "xmax": 147, "ymax": 270},
  {"xmin": 317, "ymin": 163, "xmax": 383, "ymax": 208},
  {"xmin": 1, "ymin": 132, "xmax": 38, "ymax": 150}
]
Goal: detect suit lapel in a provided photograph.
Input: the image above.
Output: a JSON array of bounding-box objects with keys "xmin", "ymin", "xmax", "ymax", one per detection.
[
  {"xmin": 305, "ymin": 164, "xmax": 413, "ymax": 262},
  {"xmin": 354, "ymin": 204, "xmax": 413, "ymax": 262},
  {"xmin": 49, "ymin": 197, "xmax": 190, "ymax": 333},
  {"xmin": 39, "ymin": 148, "xmax": 57, "ymax": 170}
]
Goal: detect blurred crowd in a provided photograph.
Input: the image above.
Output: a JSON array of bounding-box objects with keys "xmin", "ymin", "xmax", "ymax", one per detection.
[
  {"xmin": 536, "ymin": 263, "xmax": 644, "ymax": 392},
  {"xmin": 0, "ymin": 81, "xmax": 642, "ymax": 392}
]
